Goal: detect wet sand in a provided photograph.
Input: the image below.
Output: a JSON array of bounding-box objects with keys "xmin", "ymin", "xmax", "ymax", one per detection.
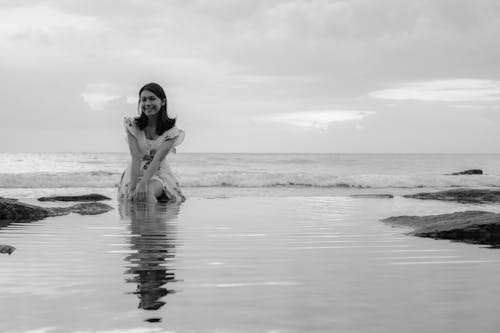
[{"xmin": 1, "ymin": 196, "xmax": 500, "ymax": 332}]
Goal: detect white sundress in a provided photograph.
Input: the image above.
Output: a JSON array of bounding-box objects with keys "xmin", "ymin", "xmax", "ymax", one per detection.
[{"xmin": 117, "ymin": 117, "xmax": 185, "ymax": 202}]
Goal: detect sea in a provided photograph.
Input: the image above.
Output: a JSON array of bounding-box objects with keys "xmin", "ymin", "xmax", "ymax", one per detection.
[
  {"xmin": 1, "ymin": 152, "xmax": 500, "ymax": 199},
  {"xmin": 2, "ymin": 153, "xmax": 500, "ymax": 332}
]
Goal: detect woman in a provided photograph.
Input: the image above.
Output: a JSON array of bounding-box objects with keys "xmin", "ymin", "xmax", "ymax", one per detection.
[{"xmin": 117, "ymin": 82, "xmax": 185, "ymax": 203}]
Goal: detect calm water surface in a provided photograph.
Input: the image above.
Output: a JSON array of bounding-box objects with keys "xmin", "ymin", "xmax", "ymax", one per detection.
[{"xmin": 2, "ymin": 196, "xmax": 500, "ymax": 332}]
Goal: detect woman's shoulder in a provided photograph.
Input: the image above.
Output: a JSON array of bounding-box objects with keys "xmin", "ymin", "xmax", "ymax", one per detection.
[
  {"xmin": 163, "ymin": 126, "xmax": 185, "ymax": 150},
  {"xmin": 163, "ymin": 125, "xmax": 184, "ymax": 137}
]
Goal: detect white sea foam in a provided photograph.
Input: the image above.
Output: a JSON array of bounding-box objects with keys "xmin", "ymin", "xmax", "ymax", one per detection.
[
  {"xmin": 1, "ymin": 170, "xmax": 500, "ymax": 189},
  {"xmin": 1, "ymin": 153, "xmax": 500, "ymax": 190},
  {"xmin": 0, "ymin": 171, "xmax": 120, "ymax": 188}
]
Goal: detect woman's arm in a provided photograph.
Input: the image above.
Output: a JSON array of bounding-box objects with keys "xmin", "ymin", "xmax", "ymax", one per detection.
[
  {"xmin": 126, "ymin": 130, "xmax": 142, "ymax": 194},
  {"xmin": 137, "ymin": 137, "xmax": 176, "ymax": 187}
]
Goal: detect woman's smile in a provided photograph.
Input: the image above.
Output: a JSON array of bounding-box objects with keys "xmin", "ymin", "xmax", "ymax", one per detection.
[
  {"xmin": 139, "ymin": 90, "xmax": 163, "ymax": 116},
  {"xmin": 144, "ymin": 106, "xmax": 156, "ymax": 113}
]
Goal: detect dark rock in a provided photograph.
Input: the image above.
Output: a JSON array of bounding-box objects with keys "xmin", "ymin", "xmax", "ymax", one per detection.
[
  {"xmin": 404, "ymin": 189, "xmax": 500, "ymax": 204},
  {"xmin": 0, "ymin": 245, "xmax": 16, "ymax": 255},
  {"xmin": 449, "ymin": 169, "xmax": 483, "ymax": 175},
  {"xmin": 38, "ymin": 194, "xmax": 111, "ymax": 202},
  {"xmin": 66, "ymin": 202, "xmax": 113, "ymax": 215},
  {"xmin": 50, "ymin": 202, "xmax": 114, "ymax": 216},
  {"xmin": 0, "ymin": 197, "xmax": 52, "ymax": 221},
  {"xmin": 0, "ymin": 196, "xmax": 18, "ymax": 201},
  {"xmin": 140, "ymin": 301, "xmax": 166, "ymax": 311},
  {"xmin": 351, "ymin": 194, "xmax": 394, "ymax": 199},
  {"xmin": 382, "ymin": 210, "xmax": 500, "ymax": 246},
  {"xmin": 145, "ymin": 318, "xmax": 162, "ymax": 323},
  {"xmin": 1, "ymin": 197, "xmax": 114, "ymax": 222}
]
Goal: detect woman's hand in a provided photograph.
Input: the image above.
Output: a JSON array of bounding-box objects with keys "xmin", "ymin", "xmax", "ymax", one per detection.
[
  {"xmin": 133, "ymin": 181, "xmax": 148, "ymax": 202},
  {"xmin": 126, "ymin": 184, "xmax": 136, "ymax": 201},
  {"xmin": 124, "ymin": 179, "xmax": 138, "ymax": 200}
]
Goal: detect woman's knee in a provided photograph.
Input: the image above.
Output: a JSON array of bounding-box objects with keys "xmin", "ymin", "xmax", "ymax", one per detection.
[{"xmin": 148, "ymin": 180, "xmax": 164, "ymax": 200}]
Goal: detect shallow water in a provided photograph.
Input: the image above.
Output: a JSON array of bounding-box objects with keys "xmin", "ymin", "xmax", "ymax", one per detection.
[{"xmin": 1, "ymin": 196, "xmax": 500, "ymax": 332}]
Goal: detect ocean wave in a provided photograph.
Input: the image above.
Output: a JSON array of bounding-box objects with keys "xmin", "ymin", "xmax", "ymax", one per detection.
[
  {"xmin": 79, "ymin": 160, "xmax": 107, "ymax": 165},
  {"xmin": 2, "ymin": 171, "xmax": 500, "ymax": 189},
  {"xmin": 188, "ymin": 182, "xmax": 370, "ymax": 189},
  {"xmin": 0, "ymin": 171, "xmax": 122, "ymax": 188},
  {"xmin": 178, "ymin": 172, "xmax": 500, "ymax": 189}
]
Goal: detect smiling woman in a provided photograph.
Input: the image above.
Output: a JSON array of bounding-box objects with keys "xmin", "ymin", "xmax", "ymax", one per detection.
[{"xmin": 117, "ymin": 83, "xmax": 185, "ymax": 203}]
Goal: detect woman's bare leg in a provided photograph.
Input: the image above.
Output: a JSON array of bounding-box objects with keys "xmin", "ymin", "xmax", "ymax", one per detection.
[{"xmin": 147, "ymin": 180, "xmax": 164, "ymax": 203}]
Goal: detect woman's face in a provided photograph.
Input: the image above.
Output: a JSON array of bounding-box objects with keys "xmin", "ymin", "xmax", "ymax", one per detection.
[{"xmin": 140, "ymin": 90, "xmax": 164, "ymax": 117}]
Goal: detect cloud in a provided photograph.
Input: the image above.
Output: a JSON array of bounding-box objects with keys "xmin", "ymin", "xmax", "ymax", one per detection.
[
  {"xmin": 254, "ymin": 110, "xmax": 375, "ymax": 130},
  {"xmin": 1, "ymin": 0, "xmax": 500, "ymax": 153},
  {"xmin": 0, "ymin": 4, "xmax": 101, "ymax": 40},
  {"xmin": 369, "ymin": 79, "xmax": 500, "ymax": 102},
  {"xmin": 452, "ymin": 104, "xmax": 500, "ymax": 110},
  {"xmin": 262, "ymin": 0, "xmax": 352, "ymax": 38},
  {"xmin": 81, "ymin": 92, "xmax": 121, "ymax": 111},
  {"xmin": 0, "ymin": 3, "xmax": 106, "ymax": 68},
  {"xmin": 126, "ymin": 96, "xmax": 138, "ymax": 104},
  {"xmin": 80, "ymin": 83, "xmax": 121, "ymax": 111}
]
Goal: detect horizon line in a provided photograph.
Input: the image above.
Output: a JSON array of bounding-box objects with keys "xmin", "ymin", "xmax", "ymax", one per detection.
[{"xmin": 2, "ymin": 151, "xmax": 500, "ymax": 155}]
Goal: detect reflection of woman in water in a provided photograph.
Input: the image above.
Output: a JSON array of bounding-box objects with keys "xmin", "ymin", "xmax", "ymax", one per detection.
[
  {"xmin": 119, "ymin": 201, "xmax": 182, "ymax": 313},
  {"xmin": 117, "ymin": 82, "xmax": 185, "ymax": 203}
]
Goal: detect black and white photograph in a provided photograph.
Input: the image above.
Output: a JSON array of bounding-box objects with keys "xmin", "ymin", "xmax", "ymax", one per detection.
[{"xmin": 1, "ymin": 0, "xmax": 500, "ymax": 332}]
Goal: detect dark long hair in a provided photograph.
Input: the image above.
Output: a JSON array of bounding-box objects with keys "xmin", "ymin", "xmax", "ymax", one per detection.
[{"xmin": 134, "ymin": 83, "xmax": 176, "ymax": 135}]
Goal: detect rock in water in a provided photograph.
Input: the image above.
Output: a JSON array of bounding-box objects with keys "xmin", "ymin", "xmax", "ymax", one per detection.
[
  {"xmin": 67, "ymin": 202, "xmax": 114, "ymax": 215},
  {"xmin": 382, "ymin": 211, "xmax": 500, "ymax": 246},
  {"xmin": 404, "ymin": 189, "xmax": 500, "ymax": 203},
  {"xmin": 449, "ymin": 169, "xmax": 483, "ymax": 175},
  {"xmin": 1, "ymin": 197, "xmax": 113, "ymax": 222},
  {"xmin": 0, "ymin": 245, "xmax": 16, "ymax": 255},
  {"xmin": 350, "ymin": 194, "xmax": 394, "ymax": 199},
  {"xmin": 0, "ymin": 197, "xmax": 52, "ymax": 220},
  {"xmin": 38, "ymin": 194, "xmax": 111, "ymax": 202},
  {"xmin": 145, "ymin": 318, "xmax": 162, "ymax": 323}
]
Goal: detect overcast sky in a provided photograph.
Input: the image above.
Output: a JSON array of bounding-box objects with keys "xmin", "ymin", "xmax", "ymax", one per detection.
[{"xmin": 1, "ymin": 0, "xmax": 499, "ymax": 153}]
